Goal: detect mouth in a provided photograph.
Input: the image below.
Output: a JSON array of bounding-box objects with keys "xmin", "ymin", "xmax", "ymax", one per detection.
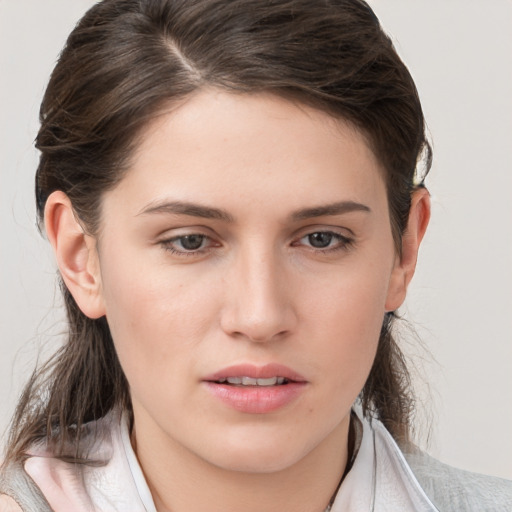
[
  {"xmin": 213, "ymin": 376, "xmax": 290, "ymax": 387},
  {"xmin": 203, "ymin": 363, "xmax": 307, "ymax": 386},
  {"xmin": 202, "ymin": 364, "xmax": 307, "ymax": 413}
]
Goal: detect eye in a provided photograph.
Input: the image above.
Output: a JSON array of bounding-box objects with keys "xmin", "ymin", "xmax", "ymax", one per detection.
[
  {"xmin": 298, "ymin": 231, "xmax": 353, "ymax": 252},
  {"xmin": 306, "ymin": 232, "xmax": 336, "ymax": 248},
  {"xmin": 160, "ymin": 234, "xmax": 213, "ymax": 254}
]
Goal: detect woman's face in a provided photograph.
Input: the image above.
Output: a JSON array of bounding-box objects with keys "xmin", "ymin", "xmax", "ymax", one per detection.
[{"xmin": 93, "ymin": 90, "xmax": 407, "ymax": 472}]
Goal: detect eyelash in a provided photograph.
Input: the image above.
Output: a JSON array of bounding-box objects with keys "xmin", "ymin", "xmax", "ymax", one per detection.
[
  {"xmin": 296, "ymin": 231, "xmax": 354, "ymax": 254},
  {"xmin": 160, "ymin": 234, "xmax": 214, "ymax": 256},
  {"xmin": 159, "ymin": 231, "xmax": 354, "ymax": 256}
]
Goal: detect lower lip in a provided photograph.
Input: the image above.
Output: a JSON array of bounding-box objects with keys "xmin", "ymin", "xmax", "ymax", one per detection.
[{"xmin": 203, "ymin": 382, "xmax": 307, "ymax": 414}]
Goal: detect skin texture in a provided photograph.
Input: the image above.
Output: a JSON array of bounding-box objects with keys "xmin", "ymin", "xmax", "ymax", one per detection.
[
  {"xmin": 0, "ymin": 495, "xmax": 23, "ymax": 512},
  {"xmin": 45, "ymin": 90, "xmax": 430, "ymax": 512}
]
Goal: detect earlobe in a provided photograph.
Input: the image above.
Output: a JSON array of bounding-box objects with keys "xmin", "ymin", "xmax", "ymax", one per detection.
[
  {"xmin": 44, "ymin": 191, "xmax": 106, "ymax": 319},
  {"xmin": 385, "ymin": 188, "xmax": 431, "ymax": 312}
]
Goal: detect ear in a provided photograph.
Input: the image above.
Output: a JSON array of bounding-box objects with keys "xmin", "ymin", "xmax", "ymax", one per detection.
[
  {"xmin": 44, "ymin": 191, "xmax": 106, "ymax": 319},
  {"xmin": 385, "ymin": 188, "xmax": 431, "ymax": 312}
]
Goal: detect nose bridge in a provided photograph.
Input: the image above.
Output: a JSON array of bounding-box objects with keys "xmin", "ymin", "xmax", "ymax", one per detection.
[{"xmin": 221, "ymin": 239, "xmax": 295, "ymax": 342}]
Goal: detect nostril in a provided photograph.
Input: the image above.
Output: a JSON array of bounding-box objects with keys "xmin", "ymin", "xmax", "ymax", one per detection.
[{"xmin": 225, "ymin": 325, "xmax": 288, "ymax": 343}]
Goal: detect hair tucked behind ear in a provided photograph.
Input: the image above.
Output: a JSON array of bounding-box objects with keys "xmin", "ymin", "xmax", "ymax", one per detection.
[
  {"xmin": 4, "ymin": 0, "xmax": 431, "ymax": 463},
  {"xmin": 361, "ymin": 312, "xmax": 414, "ymax": 443},
  {"xmin": 4, "ymin": 285, "xmax": 131, "ymax": 463}
]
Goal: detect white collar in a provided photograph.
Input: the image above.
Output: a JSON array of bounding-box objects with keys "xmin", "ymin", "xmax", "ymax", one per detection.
[
  {"xmin": 330, "ymin": 408, "xmax": 438, "ymax": 511},
  {"xmin": 24, "ymin": 408, "xmax": 438, "ymax": 511}
]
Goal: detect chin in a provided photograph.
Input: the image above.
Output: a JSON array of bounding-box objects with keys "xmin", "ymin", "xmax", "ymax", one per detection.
[
  {"xmin": 212, "ymin": 450, "xmax": 303, "ymax": 474},
  {"xmin": 201, "ymin": 432, "xmax": 310, "ymax": 474}
]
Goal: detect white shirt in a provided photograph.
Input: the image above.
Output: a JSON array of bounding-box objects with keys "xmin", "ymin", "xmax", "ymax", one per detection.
[
  {"xmin": 20, "ymin": 409, "xmax": 439, "ymax": 512},
  {"xmin": 2, "ymin": 408, "xmax": 511, "ymax": 511}
]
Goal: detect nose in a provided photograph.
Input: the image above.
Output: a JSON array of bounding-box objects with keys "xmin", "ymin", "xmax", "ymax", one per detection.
[{"xmin": 220, "ymin": 246, "xmax": 297, "ymax": 343}]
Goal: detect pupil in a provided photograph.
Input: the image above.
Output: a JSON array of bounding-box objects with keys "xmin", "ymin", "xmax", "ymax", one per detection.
[
  {"xmin": 181, "ymin": 235, "xmax": 204, "ymax": 250},
  {"xmin": 309, "ymin": 232, "xmax": 332, "ymax": 248}
]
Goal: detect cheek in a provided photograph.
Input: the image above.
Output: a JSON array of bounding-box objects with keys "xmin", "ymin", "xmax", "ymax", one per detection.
[
  {"xmin": 98, "ymin": 252, "xmax": 219, "ymax": 384},
  {"xmin": 302, "ymin": 257, "xmax": 392, "ymax": 389}
]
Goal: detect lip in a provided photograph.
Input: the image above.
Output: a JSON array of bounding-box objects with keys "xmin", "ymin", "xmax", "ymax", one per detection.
[
  {"xmin": 203, "ymin": 363, "xmax": 307, "ymax": 383},
  {"xmin": 202, "ymin": 363, "xmax": 308, "ymax": 414}
]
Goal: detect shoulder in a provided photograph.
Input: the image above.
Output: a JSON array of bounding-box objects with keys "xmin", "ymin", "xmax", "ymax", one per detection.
[
  {"xmin": 366, "ymin": 414, "xmax": 512, "ymax": 512},
  {"xmin": 0, "ymin": 412, "xmax": 120, "ymax": 512},
  {"xmin": 0, "ymin": 495, "xmax": 23, "ymax": 512},
  {"xmin": 404, "ymin": 449, "xmax": 512, "ymax": 512},
  {"xmin": 0, "ymin": 411, "xmax": 148, "ymax": 512},
  {"xmin": 0, "ymin": 459, "xmax": 52, "ymax": 512}
]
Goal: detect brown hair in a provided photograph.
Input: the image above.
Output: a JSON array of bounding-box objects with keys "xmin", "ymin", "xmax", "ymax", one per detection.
[{"xmin": 5, "ymin": 0, "xmax": 431, "ymax": 463}]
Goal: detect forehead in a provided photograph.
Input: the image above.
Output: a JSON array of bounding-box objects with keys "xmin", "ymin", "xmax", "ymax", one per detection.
[{"xmin": 108, "ymin": 89, "xmax": 387, "ymax": 218}]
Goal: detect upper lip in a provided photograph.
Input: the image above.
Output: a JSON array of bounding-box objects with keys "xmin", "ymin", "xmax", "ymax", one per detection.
[{"xmin": 203, "ymin": 363, "xmax": 307, "ymax": 383}]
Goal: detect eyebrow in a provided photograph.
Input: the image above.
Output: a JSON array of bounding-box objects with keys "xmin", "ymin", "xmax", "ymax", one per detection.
[
  {"xmin": 137, "ymin": 199, "xmax": 370, "ymax": 222},
  {"xmin": 137, "ymin": 200, "xmax": 235, "ymax": 222},
  {"xmin": 290, "ymin": 201, "xmax": 371, "ymax": 221}
]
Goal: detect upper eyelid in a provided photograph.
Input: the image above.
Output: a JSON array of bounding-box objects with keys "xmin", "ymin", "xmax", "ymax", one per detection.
[
  {"xmin": 300, "ymin": 230, "xmax": 351, "ymax": 239},
  {"xmin": 295, "ymin": 231, "xmax": 352, "ymax": 244},
  {"xmin": 163, "ymin": 233, "xmax": 215, "ymax": 246},
  {"xmin": 292, "ymin": 225, "xmax": 355, "ymax": 240},
  {"xmin": 155, "ymin": 225, "xmax": 218, "ymax": 240},
  {"xmin": 155, "ymin": 226, "xmax": 355, "ymax": 245}
]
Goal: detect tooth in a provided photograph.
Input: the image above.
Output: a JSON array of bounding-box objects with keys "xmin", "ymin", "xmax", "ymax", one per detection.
[
  {"xmin": 256, "ymin": 377, "xmax": 278, "ymax": 386},
  {"xmin": 223, "ymin": 376, "xmax": 286, "ymax": 386}
]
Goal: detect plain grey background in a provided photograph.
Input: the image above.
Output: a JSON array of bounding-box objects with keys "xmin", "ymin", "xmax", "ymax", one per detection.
[{"xmin": 1, "ymin": 1, "xmax": 511, "ymax": 479}]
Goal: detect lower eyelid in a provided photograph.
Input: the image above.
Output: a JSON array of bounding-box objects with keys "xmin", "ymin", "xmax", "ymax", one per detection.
[{"xmin": 160, "ymin": 242, "xmax": 210, "ymax": 256}]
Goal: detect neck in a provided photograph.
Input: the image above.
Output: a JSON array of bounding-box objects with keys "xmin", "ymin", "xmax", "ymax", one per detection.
[{"xmin": 132, "ymin": 413, "xmax": 351, "ymax": 512}]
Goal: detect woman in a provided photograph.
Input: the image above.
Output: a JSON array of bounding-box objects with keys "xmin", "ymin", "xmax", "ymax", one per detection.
[{"xmin": 1, "ymin": 0, "xmax": 510, "ymax": 510}]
